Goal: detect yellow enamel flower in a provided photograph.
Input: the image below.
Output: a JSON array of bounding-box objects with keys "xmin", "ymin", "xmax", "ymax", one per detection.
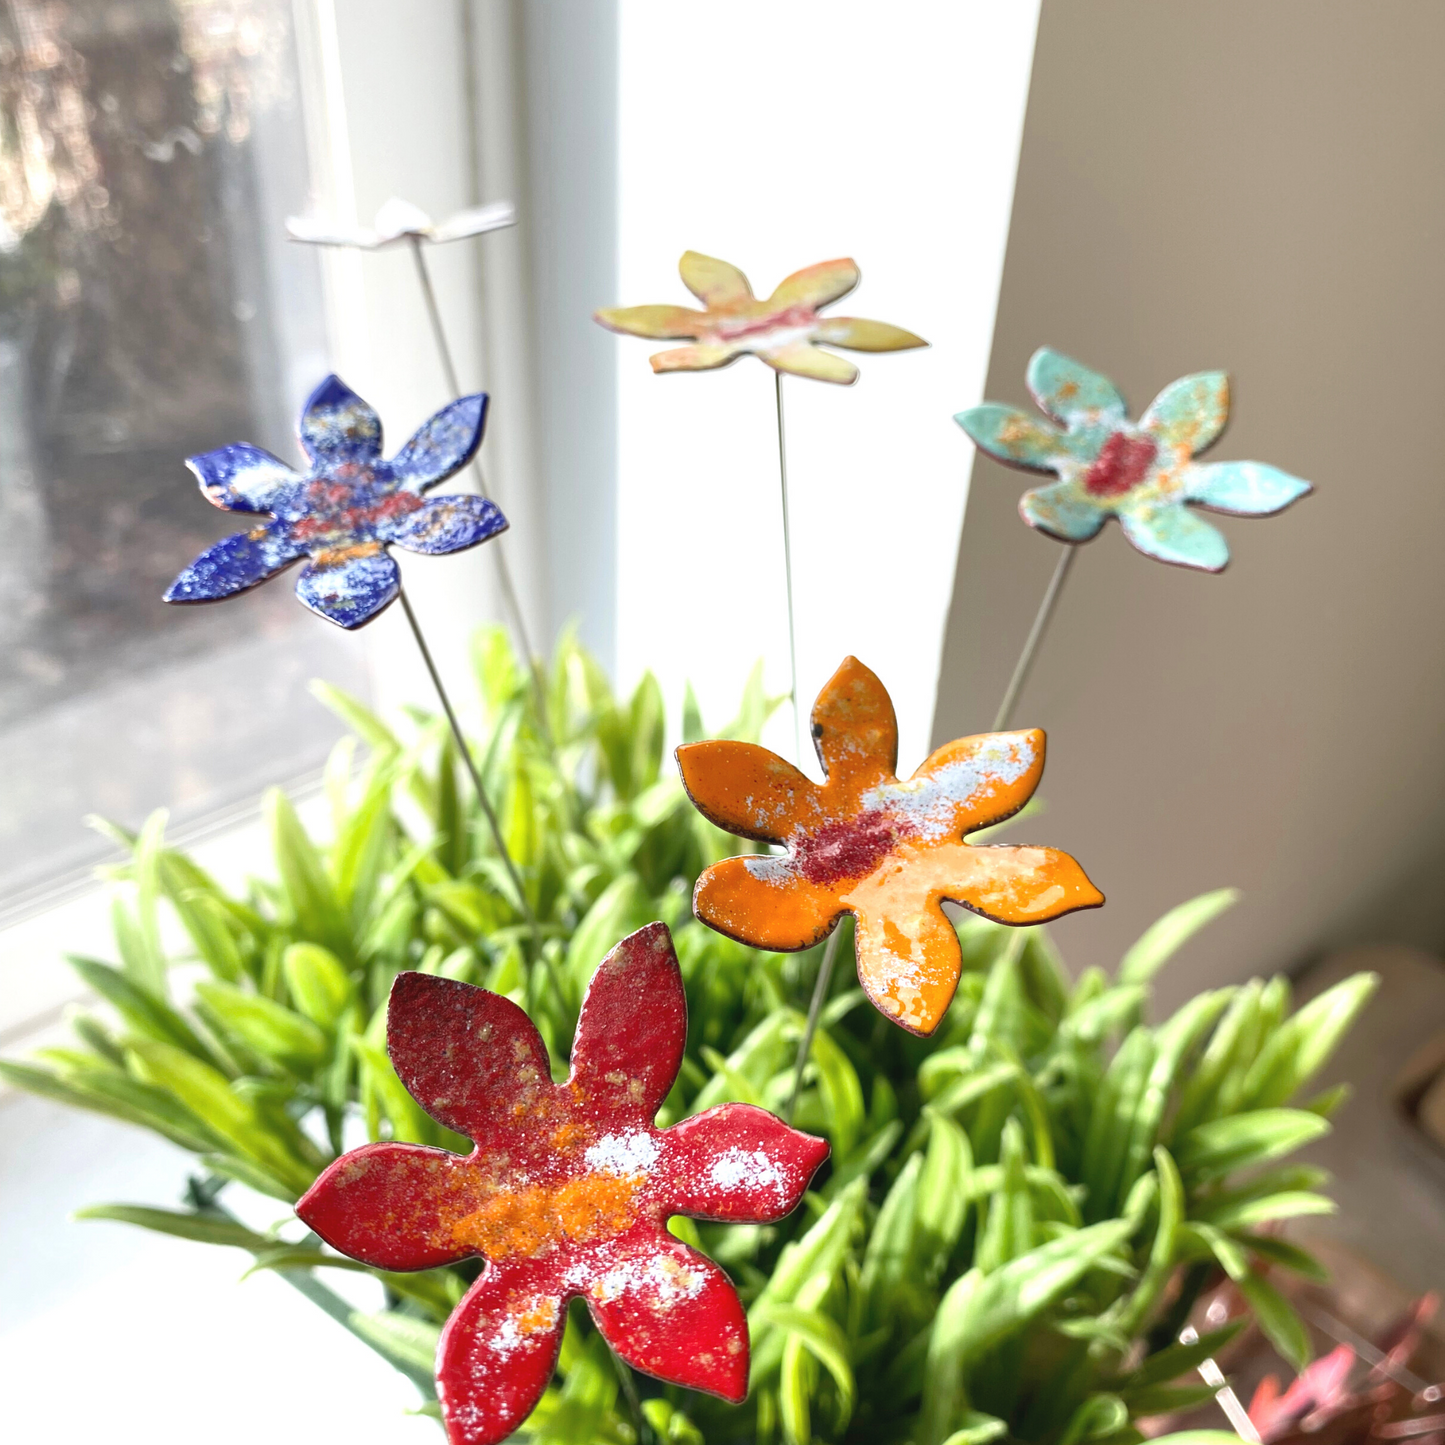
[{"xmin": 595, "ymin": 251, "xmax": 926, "ymax": 385}]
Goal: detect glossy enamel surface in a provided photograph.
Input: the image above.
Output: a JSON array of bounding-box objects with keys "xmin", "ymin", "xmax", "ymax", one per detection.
[
  {"xmin": 595, "ymin": 251, "xmax": 926, "ymax": 385},
  {"xmin": 286, "ymin": 195, "xmax": 516, "ymax": 249},
  {"xmin": 678, "ymin": 658, "xmax": 1103, "ymax": 1037},
  {"xmin": 955, "ymin": 347, "xmax": 1312, "ymax": 571},
  {"xmin": 297, "ymin": 924, "xmax": 829, "ymax": 1445},
  {"xmin": 165, "ymin": 375, "xmax": 505, "ymax": 629}
]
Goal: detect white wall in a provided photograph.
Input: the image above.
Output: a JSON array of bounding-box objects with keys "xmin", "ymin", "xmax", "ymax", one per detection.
[{"xmin": 611, "ymin": 1, "xmax": 1040, "ymax": 769}]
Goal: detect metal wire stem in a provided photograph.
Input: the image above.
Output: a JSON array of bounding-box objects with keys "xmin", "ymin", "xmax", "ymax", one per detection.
[
  {"xmin": 407, "ymin": 236, "xmax": 551, "ymax": 737},
  {"xmin": 399, "ymin": 588, "xmax": 541, "ymax": 954},
  {"xmin": 785, "ymin": 929, "xmax": 843, "ymax": 1123},
  {"xmin": 774, "ymin": 370, "xmax": 803, "ymax": 765},
  {"xmin": 993, "ymin": 543, "xmax": 1077, "ymax": 732}
]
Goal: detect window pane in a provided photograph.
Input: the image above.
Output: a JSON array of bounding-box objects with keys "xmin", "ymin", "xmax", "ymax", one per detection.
[{"xmin": 0, "ymin": 0, "xmax": 366, "ymax": 907}]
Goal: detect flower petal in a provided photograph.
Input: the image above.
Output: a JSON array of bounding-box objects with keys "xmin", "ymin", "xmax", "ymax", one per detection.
[
  {"xmin": 186, "ymin": 443, "xmax": 299, "ymax": 513},
  {"xmin": 389, "ymin": 494, "xmax": 508, "ymax": 554},
  {"xmin": 1118, "ymin": 501, "xmax": 1230, "ymax": 572},
  {"xmin": 296, "ymin": 1140, "xmax": 477, "ymax": 1271},
  {"xmin": 1019, "ymin": 480, "xmax": 1108, "ymax": 542},
  {"xmin": 767, "ymin": 257, "xmax": 859, "ymax": 310},
  {"xmin": 373, "ymin": 195, "xmax": 433, "ymax": 241},
  {"xmin": 906, "ymin": 728, "xmax": 1046, "ymax": 837},
  {"xmin": 811, "ymin": 656, "xmax": 898, "ymax": 785},
  {"xmin": 1026, "ymin": 347, "xmax": 1128, "ymax": 426},
  {"xmin": 568, "ymin": 923, "xmax": 685, "ymax": 1127},
  {"xmin": 300, "ymin": 375, "xmax": 383, "ymax": 466},
  {"xmin": 944, "ymin": 841, "xmax": 1105, "ymax": 925},
  {"xmin": 678, "ymin": 251, "xmax": 754, "ymax": 307},
  {"xmin": 955, "ymin": 404, "xmax": 1069, "ymax": 473},
  {"xmin": 813, "ymin": 316, "xmax": 927, "ymax": 352},
  {"xmin": 164, "ymin": 524, "xmax": 304, "ymax": 603},
  {"xmin": 847, "ymin": 894, "xmax": 966, "ymax": 1037},
  {"xmin": 656, "ymin": 1103, "xmax": 828, "ymax": 1222},
  {"xmin": 586, "ymin": 1234, "xmax": 749, "ymax": 1403},
  {"xmin": 763, "ymin": 342, "xmax": 857, "ymax": 385},
  {"xmin": 693, "ymin": 856, "xmax": 841, "ymax": 951},
  {"xmin": 675, "ymin": 740, "xmax": 819, "ymax": 843},
  {"xmin": 391, "ymin": 394, "xmax": 488, "ymax": 492},
  {"xmin": 1140, "ymin": 371, "xmax": 1230, "ymax": 456},
  {"xmin": 1185, "ymin": 460, "xmax": 1313, "ymax": 516},
  {"xmin": 295, "ymin": 545, "xmax": 400, "ymax": 628},
  {"xmin": 438, "ymin": 1264, "xmax": 566, "ymax": 1445},
  {"xmin": 842, "ymin": 841, "xmax": 1103, "ymax": 1035},
  {"xmin": 595, "ymin": 304, "xmax": 706, "ymax": 340},
  {"xmin": 387, "ymin": 971, "xmax": 554, "ymax": 1143},
  {"xmin": 430, "ymin": 200, "xmax": 516, "ymax": 243},
  {"xmin": 650, "ymin": 343, "xmax": 740, "ymax": 373}
]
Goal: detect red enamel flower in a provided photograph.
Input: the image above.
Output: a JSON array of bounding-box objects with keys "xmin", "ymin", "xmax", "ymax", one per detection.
[{"xmin": 298, "ymin": 923, "xmax": 829, "ymax": 1444}]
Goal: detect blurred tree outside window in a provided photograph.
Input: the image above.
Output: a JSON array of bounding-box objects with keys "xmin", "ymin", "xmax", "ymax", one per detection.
[{"xmin": 0, "ymin": 0, "xmax": 365, "ymax": 913}]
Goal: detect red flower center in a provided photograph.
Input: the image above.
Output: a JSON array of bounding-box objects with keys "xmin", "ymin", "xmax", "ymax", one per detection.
[
  {"xmin": 795, "ymin": 809, "xmax": 914, "ymax": 886},
  {"xmin": 291, "ymin": 477, "xmax": 424, "ymax": 544},
  {"xmin": 1083, "ymin": 431, "xmax": 1157, "ymax": 498}
]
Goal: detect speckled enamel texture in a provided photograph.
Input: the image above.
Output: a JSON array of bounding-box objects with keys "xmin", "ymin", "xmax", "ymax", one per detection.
[
  {"xmin": 165, "ymin": 375, "xmax": 505, "ymax": 629},
  {"xmin": 595, "ymin": 251, "xmax": 926, "ymax": 385},
  {"xmin": 955, "ymin": 347, "xmax": 1312, "ymax": 572},
  {"xmin": 678, "ymin": 658, "xmax": 1103, "ymax": 1038},
  {"xmin": 297, "ymin": 923, "xmax": 828, "ymax": 1445}
]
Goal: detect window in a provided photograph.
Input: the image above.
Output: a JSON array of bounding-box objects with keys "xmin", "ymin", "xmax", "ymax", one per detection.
[{"xmin": 0, "ymin": 0, "xmax": 365, "ymax": 912}]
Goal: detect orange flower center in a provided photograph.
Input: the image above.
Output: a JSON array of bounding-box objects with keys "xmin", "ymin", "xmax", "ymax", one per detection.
[{"xmin": 448, "ymin": 1172, "xmax": 643, "ymax": 1261}]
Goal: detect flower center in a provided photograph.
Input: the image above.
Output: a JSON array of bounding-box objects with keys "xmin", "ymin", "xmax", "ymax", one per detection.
[
  {"xmin": 448, "ymin": 1172, "xmax": 643, "ymax": 1261},
  {"xmin": 291, "ymin": 476, "xmax": 424, "ymax": 545},
  {"xmin": 795, "ymin": 809, "xmax": 914, "ymax": 886},
  {"xmin": 1083, "ymin": 431, "xmax": 1157, "ymax": 498},
  {"xmin": 710, "ymin": 302, "xmax": 815, "ymax": 344}
]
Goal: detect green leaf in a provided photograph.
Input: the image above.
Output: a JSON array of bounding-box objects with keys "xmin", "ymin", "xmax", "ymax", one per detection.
[
  {"xmin": 1118, "ymin": 888, "xmax": 1240, "ymax": 986},
  {"xmin": 1239, "ymin": 1234, "xmax": 1329, "ymax": 1283},
  {"xmin": 808, "ymin": 1024, "xmax": 864, "ymax": 1160},
  {"xmin": 1122, "ymin": 1321, "xmax": 1245, "ymax": 1389},
  {"xmin": 759, "ymin": 1304, "xmax": 856, "ymax": 1430},
  {"xmin": 1175, "ymin": 1109, "xmax": 1330, "ymax": 1180},
  {"xmin": 1239, "ymin": 973, "xmax": 1378, "ymax": 1110},
  {"xmin": 199, "ymin": 1154, "xmax": 300, "ymax": 1202},
  {"xmin": 1080, "ymin": 1026, "xmax": 1155, "ymax": 1219},
  {"xmin": 127, "ymin": 1037, "xmax": 314, "ymax": 1193},
  {"xmin": 1118, "ymin": 1146, "xmax": 1184, "ymax": 1335},
  {"xmin": 1117, "ymin": 990, "xmax": 1233, "ymax": 1203},
  {"xmin": 1238, "ymin": 1270, "xmax": 1312, "ymax": 1372},
  {"xmin": 347, "ymin": 1309, "xmax": 440, "ymax": 1374},
  {"xmin": 195, "ymin": 981, "xmax": 328, "ymax": 1068},
  {"xmin": 1201, "ymin": 1191, "xmax": 1336, "ymax": 1232},
  {"xmin": 914, "ymin": 1111, "xmax": 972, "ymax": 1283},
  {"xmin": 66, "ymin": 956, "xmax": 213, "ymax": 1061},
  {"xmin": 266, "ymin": 788, "xmax": 352, "ymax": 961},
  {"xmin": 310, "ymin": 681, "xmax": 402, "ymax": 755},
  {"xmin": 282, "ymin": 943, "xmax": 353, "ymax": 1028},
  {"xmin": 918, "ymin": 1219, "xmax": 1135, "ymax": 1445},
  {"xmin": 939, "ymin": 1412, "xmax": 1009, "ymax": 1445},
  {"xmin": 0, "ymin": 1059, "xmax": 219, "ymax": 1153},
  {"xmin": 1060, "ymin": 1393, "xmax": 1129, "ymax": 1445},
  {"xmin": 75, "ymin": 1203, "xmax": 269, "ymax": 1249}
]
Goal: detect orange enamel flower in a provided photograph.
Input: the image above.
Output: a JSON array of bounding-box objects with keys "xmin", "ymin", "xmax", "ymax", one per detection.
[
  {"xmin": 594, "ymin": 251, "xmax": 926, "ymax": 385},
  {"xmin": 677, "ymin": 658, "xmax": 1104, "ymax": 1036}
]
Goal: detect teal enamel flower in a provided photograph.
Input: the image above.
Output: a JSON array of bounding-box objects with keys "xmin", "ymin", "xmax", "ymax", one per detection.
[{"xmin": 955, "ymin": 348, "xmax": 1312, "ymax": 572}]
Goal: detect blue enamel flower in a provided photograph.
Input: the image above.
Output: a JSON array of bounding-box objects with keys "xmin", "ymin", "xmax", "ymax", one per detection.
[
  {"xmin": 955, "ymin": 348, "xmax": 1312, "ymax": 572},
  {"xmin": 165, "ymin": 376, "xmax": 506, "ymax": 628}
]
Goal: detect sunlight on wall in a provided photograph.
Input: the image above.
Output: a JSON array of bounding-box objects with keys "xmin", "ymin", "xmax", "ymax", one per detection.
[{"xmin": 614, "ymin": 0, "xmax": 1040, "ymax": 773}]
